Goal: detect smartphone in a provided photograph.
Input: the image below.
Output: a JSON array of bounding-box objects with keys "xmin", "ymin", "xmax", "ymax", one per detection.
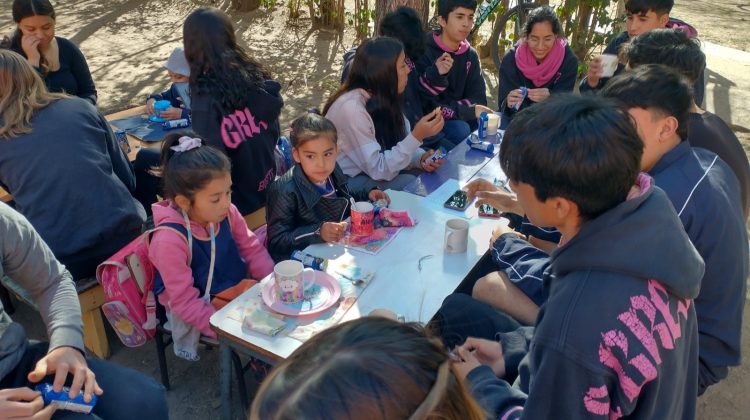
[
  {"xmin": 444, "ymin": 190, "xmax": 469, "ymax": 211},
  {"xmin": 478, "ymin": 204, "xmax": 502, "ymax": 218}
]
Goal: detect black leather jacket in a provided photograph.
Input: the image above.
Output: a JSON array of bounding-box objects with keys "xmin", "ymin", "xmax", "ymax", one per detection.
[{"xmin": 266, "ymin": 164, "xmax": 369, "ymax": 262}]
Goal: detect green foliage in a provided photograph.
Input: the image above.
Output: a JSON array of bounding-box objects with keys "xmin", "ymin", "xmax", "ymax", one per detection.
[{"xmin": 486, "ymin": 0, "xmax": 624, "ymax": 72}]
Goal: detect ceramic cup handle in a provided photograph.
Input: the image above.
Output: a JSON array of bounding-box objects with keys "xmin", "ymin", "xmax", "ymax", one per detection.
[
  {"xmin": 302, "ymin": 268, "xmax": 316, "ymax": 290},
  {"xmin": 445, "ymin": 231, "xmax": 454, "ymax": 251}
]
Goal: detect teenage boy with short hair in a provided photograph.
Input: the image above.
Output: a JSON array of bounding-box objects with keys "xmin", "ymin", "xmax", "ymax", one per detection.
[
  {"xmin": 623, "ymin": 28, "xmax": 750, "ymax": 218},
  {"xmin": 456, "ymin": 66, "xmax": 748, "ymax": 397},
  {"xmin": 417, "ymin": 0, "xmax": 492, "ymax": 130},
  {"xmin": 581, "ymin": 0, "xmax": 705, "ymax": 105},
  {"xmin": 601, "ymin": 65, "xmax": 748, "ymax": 394},
  {"xmin": 443, "ymin": 94, "xmax": 704, "ymax": 418}
]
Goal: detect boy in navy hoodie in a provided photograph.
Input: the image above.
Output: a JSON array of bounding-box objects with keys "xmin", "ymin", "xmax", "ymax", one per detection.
[
  {"xmin": 623, "ymin": 28, "xmax": 750, "ymax": 219},
  {"xmin": 439, "ymin": 94, "xmax": 704, "ymax": 419},
  {"xmin": 580, "ymin": 0, "xmax": 705, "ymax": 105},
  {"xmin": 417, "ymin": 0, "xmax": 492, "ymax": 130},
  {"xmin": 461, "ymin": 65, "xmax": 747, "ymax": 397},
  {"xmin": 601, "ymin": 65, "xmax": 749, "ymax": 394}
]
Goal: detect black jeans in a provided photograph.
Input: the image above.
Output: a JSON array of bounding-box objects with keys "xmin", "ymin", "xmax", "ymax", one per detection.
[
  {"xmin": 0, "ymin": 342, "xmax": 169, "ymax": 420},
  {"xmin": 133, "ymin": 147, "xmax": 162, "ymax": 217}
]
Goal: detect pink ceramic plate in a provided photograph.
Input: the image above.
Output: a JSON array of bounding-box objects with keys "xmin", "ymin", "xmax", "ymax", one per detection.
[{"xmin": 261, "ymin": 271, "xmax": 342, "ymax": 317}]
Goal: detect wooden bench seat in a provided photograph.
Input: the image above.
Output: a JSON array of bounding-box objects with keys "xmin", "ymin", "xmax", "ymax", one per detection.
[{"xmin": 1, "ymin": 276, "xmax": 109, "ymax": 359}]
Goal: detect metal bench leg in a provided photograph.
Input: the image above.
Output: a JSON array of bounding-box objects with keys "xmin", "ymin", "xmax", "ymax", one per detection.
[
  {"xmin": 154, "ymin": 330, "xmax": 171, "ymax": 389},
  {"xmin": 231, "ymin": 350, "xmax": 249, "ymax": 409},
  {"xmin": 220, "ymin": 344, "xmax": 232, "ymax": 420}
]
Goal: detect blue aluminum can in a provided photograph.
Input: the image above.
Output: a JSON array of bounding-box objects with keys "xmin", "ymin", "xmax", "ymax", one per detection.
[
  {"xmin": 478, "ymin": 112, "xmax": 489, "ymax": 138},
  {"xmin": 163, "ymin": 118, "xmax": 190, "ymax": 130},
  {"xmin": 291, "ymin": 250, "xmax": 328, "ymax": 271}
]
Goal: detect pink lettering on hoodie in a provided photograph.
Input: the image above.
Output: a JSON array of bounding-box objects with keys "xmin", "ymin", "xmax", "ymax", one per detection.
[{"xmin": 148, "ymin": 201, "xmax": 274, "ymax": 337}]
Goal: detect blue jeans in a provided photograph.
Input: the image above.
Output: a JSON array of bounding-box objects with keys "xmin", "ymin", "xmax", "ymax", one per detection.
[
  {"xmin": 423, "ymin": 120, "xmax": 472, "ymax": 150},
  {"xmin": 0, "ymin": 342, "xmax": 169, "ymax": 420}
]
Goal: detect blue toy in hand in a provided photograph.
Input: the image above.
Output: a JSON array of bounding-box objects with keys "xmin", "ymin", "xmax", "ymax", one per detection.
[{"xmin": 35, "ymin": 383, "xmax": 98, "ymax": 414}]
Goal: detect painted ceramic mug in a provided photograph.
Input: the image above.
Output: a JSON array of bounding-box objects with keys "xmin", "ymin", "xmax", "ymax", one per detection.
[
  {"xmin": 351, "ymin": 201, "xmax": 375, "ymax": 236},
  {"xmin": 274, "ymin": 260, "xmax": 315, "ymax": 304}
]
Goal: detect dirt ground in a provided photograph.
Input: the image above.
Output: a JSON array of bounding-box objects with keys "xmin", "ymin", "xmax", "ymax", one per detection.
[{"xmin": 1, "ymin": 0, "xmax": 749, "ymax": 419}]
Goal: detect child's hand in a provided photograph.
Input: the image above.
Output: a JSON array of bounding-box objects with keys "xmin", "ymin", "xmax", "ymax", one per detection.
[
  {"xmin": 491, "ymin": 222, "xmax": 518, "ymax": 245},
  {"xmin": 159, "ymin": 107, "xmax": 183, "ymax": 120},
  {"xmin": 412, "ymin": 108, "xmax": 444, "ymax": 142},
  {"xmin": 527, "ymin": 88, "xmax": 550, "ymax": 103},
  {"xmin": 452, "ymin": 346, "xmax": 483, "ymax": 379},
  {"xmin": 586, "ymin": 56, "xmax": 604, "ymax": 88},
  {"xmin": 420, "ymin": 150, "xmax": 444, "ymax": 172},
  {"xmin": 320, "ymin": 222, "xmax": 347, "ymax": 243},
  {"xmin": 435, "ymin": 52, "xmax": 454, "ymax": 75},
  {"xmin": 0, "ymin": 388, "xmax": 56, "ymax": 420},
  {"xmin": 146, "ymin": 98, "xmax": 156, "ymax": 115},
  {"xmin": 506, "ymin": 89, "xmax": 525, "ymax": 110},
  {"xmin": 368, "ymin": 189, "xmax": 390, "ymax": 204},
  {"xmin": 464, "ymin": 178, "xmax": 499, "ymax": 201},
  {"xmin": 458, "ymin": 337, "xmax": 506, "ymax": 377}
]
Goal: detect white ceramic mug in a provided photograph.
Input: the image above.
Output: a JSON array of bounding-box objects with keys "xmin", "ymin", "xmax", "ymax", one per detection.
[
  {"xmin": 486, "ymin": 113, "xmax": 500, "ymax": 136},
  {"xmin": 600, "ymin": 54, "xmax": 619, "ymax": 78},
  {"xmin": 444, "ymin": 219, "xmax": 469, "ymax": 253},
  {"xmin": 274, "ymin": 260, "xmax": 315, "ymax": 303}
]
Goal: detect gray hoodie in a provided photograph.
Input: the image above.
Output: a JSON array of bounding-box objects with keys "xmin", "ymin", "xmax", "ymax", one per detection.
[{"xmin": 0, "ymin": 203, "xmax": 83, "ymax": 379}]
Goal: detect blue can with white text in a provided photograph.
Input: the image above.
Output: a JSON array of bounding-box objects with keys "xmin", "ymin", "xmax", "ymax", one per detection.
[{"xmin": 478, "ymin": 112, "xmax": 489, "ymax": 138}]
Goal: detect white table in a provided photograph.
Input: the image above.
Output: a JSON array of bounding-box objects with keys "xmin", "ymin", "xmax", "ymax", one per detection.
[{"xmin": 209, "ymin": 188, "xmax": 501, "ymax": 419}]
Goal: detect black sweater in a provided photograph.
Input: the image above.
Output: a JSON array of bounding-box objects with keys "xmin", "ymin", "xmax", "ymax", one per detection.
[
  {"xmin": 191, "ymin": 79, "xmax": 284, "ymax": 216},
  {"xmin": 416, "ymin": 32, "xmax": 487, "ymax": 121},
  {"xmin": 498, "ymin": 43, "xmax": 578, "ymax": 118},
  {"xmin": 9, "ymin": 36, "xmax": 97, "ymax": 105}
]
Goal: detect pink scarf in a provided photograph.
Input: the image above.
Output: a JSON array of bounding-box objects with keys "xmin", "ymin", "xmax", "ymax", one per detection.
[{"xmin": 515, "ymin": 38, "xmax": 567, "ymax": 87}]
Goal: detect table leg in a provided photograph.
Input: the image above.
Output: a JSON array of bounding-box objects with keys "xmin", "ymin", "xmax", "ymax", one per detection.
[{"xmin": 220, "ymin": 343, "xmax": 232, "ymax": 420}]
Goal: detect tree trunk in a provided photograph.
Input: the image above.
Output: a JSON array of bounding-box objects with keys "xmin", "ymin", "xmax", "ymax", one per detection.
[
  {"xmin": 374, "ymin": 0, "xmax": 430, "ymax": 35},
  {"xmin": 230, "ymin": 0, "xmax": 260, "ymax": 12},
  {"xmin": 614, "ymin": 0, "xmax": 626, "ymax": 33}
]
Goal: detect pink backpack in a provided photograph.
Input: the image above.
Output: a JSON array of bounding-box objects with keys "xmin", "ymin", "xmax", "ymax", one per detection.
[{"xmin": 95, "ymin": 226, "xmax": 180, "ymax": 347}]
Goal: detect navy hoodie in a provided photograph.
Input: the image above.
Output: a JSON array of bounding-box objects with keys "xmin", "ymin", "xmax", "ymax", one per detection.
[
  {"xmin": 191, "ymin": 80, "xmax": 284, "ymax": 216},
  {"xmin": 469, "ymin": 180, "xmax": 704, "ymax": 419},
  {"xmin": 492, "ymin": 142, "xmax": 748, "ymax": 394},
  {"xmin": 688, "ymin": 111, "xmax": 750, "ymax": 219},
  {"xmin": 579, "ymin": 18, "xmax": 705, "ymax": 105},
  {"xmin": 416, "ymin": 32, "xmax": 487, "ymax": 121}
]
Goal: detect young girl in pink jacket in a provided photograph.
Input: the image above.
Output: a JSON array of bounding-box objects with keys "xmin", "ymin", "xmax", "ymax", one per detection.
[{"xmin": 149, "ymin": 132, "xmax": 274, "ymax": 360}]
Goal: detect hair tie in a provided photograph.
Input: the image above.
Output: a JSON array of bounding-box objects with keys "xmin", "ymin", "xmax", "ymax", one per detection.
[{"xmin": 170, "ymin": 136, "xmax": 202, "ymax": 152}]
